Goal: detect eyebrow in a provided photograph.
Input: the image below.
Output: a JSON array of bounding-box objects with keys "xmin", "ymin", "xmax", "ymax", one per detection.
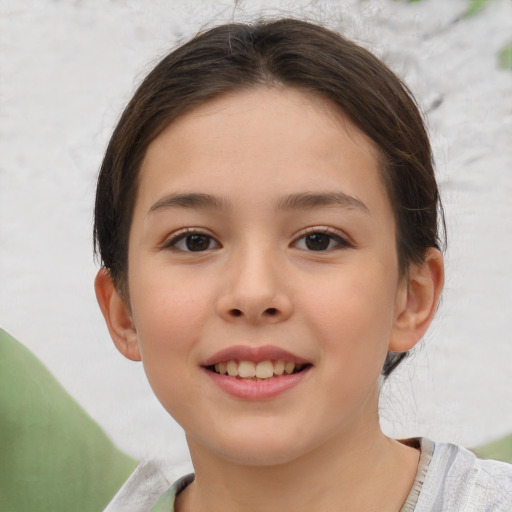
[
  {"xmin": 148, "ymin": 193, "xmax": 232, "ymax": 214},
  {"xmin": 147, "ymin": 191, "xmax": 369, "ymax": 215},
  {"xmin": 277, "ymin": 192, "xmax": 370, "ymax": 213}
]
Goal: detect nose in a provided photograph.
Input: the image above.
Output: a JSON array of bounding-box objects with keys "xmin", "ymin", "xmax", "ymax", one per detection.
[{"xmin": 216, "ymin": 246, "xmax": 293, "ymax": 325}]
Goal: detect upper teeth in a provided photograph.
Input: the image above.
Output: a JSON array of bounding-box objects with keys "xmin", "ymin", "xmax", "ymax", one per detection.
[{"xmin": 215, "ymin": 360, "xmax": 298, "ymax": 379}]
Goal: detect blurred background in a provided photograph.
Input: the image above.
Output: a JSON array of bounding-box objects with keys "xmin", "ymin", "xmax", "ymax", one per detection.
[{"xmin": 1, "ymin": 0, "xmax": 511, "ymax": 472}]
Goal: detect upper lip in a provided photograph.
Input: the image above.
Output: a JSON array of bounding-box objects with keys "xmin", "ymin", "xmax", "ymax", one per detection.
[{"xmin": 202, "ymin": 345, "xmax": 310, "ymax": 367}]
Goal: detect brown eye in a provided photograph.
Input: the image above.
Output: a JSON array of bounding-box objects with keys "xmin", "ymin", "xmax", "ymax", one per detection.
[
  {"xmin": 185, "ymin": 234, "xmax": 211, "ymax": 251},
  {"xmin": 169, "ymin": 232, "xmax": 219, "ymax": 252},
  {"xmin": 305, "ymin": 233, "xmax": 331, "ymax": 251},
  {"xmin": 294, "ymin": 229, "xmax": 351, "ymax": 252}
]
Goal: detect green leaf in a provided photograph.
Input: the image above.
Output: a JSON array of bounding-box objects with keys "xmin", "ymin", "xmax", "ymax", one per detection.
[
  {"xmin": 498, "ymin": 43, "xmax": 512, "ymax": 71},
  {"xmin": 473, "ymin": 433, "xmax": 512, "ymax": 464},
  {"xmin": 464, "ymin": 0, "xmax": 492, "ymax": 18}
]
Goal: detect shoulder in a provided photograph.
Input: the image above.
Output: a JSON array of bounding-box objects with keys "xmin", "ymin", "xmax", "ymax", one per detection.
[
  {"xmin": 417, "ymin": 439, "xmax": 512, "ymax": 511},
  {"xmin": 467, "ymin": 453, "xmax": 512, "ymax": 511}
]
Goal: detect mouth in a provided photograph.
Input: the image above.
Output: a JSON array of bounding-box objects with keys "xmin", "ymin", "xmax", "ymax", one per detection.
[
  {"xmin": 205, "ymin": 360, "xmax": 311, "ymax": 381},
  {"xmin": 202, "ymin": 346, "xmax": 312, "ymax": 399}
]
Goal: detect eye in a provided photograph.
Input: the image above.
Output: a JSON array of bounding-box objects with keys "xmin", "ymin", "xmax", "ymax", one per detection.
[
  {"xmin": 293, "ymin": 229, "xmax": 350, "ymax": 251},
  {"xmin": 165, "ymin": 230, "xmax": 220, "ymax": 252}
]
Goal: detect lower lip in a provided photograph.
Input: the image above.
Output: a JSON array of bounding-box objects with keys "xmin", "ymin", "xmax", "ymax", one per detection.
[{"xmin": 204, "ymin": 367, "xmax": 311, "ymax": 400}]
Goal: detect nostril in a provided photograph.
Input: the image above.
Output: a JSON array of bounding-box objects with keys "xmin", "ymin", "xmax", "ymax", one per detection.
[
  {"xmin": 230, "ymin": 309, "xmax": 243, "ymax": 317},
  {"xmin": 265, "ymin": 308, "xmax": 278, "ymax": 316}
]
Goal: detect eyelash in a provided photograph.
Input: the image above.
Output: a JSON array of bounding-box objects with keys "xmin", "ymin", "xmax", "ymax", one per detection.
[
  {"xmin": 293, "ymin": 227, "xmax": 352, "ymax": 252},
  {"xmin": 162, "ymin": 228, "xmax": 220, "ymax": 252},
  {"xmin": 162, "ymin": 227, "xmax": 352, "ymax": 253}
]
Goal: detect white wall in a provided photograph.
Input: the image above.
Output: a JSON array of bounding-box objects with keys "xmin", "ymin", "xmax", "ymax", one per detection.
[{"xmin": 1, "ymin": 0, "xmax": 511, "ymax": 466}]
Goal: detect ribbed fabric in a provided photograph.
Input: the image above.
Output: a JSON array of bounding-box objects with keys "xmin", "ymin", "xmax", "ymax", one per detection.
[{"xmin": 400, "ymin": 438, "xmax": 434, "ymax": 511}]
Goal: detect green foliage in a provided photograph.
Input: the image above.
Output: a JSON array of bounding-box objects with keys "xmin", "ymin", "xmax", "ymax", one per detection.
[
  {"xmin": 396, "ymin": 0, "xmax": 492, "ymax": 11},
  {"xmin": 395, "ymin": 0, "xmax": 496, "ymax": 14},
  {"xmin": 473, "ymin": 433, "xmax": 512, "ymax": 463},
  {"xmin": 0, "ymin": 329, "xmax": 137, "ymax": 512},
  {"xmin": 498, "ymin": 43, "xmax": 512, "ymax": 71},
  {"xmin": 464, "ymin": 0, "xmax": 492, "ymax": 18}
]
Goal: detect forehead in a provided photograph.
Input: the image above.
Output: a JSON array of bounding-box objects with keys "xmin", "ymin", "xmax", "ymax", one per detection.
[{"xmin": 136, "ymin": 86, "xmax": 389, "ymax": 216}]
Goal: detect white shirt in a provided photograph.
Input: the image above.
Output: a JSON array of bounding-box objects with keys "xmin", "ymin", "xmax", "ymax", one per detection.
[{"xmin": 105, "ymin": 438, "xmax": 512, "ymax": 511}]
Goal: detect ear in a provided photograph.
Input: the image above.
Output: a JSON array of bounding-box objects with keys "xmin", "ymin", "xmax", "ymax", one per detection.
[
  {"xmin": 389, "ymin": 248, "xmax": 444, "ymax": 353},
  {"xmin": 94, "ymin": 268, "xmax": 142, "ymax": 361}
]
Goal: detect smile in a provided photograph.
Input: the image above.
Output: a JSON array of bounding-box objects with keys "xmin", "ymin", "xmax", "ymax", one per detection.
[
  {"xmin": 208, "ymin": 360, "xmax": 309, "ymax": 380},
  {"xmin": 202, "ymin": 346, "xmax": 312, "ymax": 399}
]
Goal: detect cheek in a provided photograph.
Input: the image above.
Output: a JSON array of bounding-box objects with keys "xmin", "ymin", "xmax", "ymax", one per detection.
[
  {"xmin": 128, "ymin": 271, "xmax": 215, "ymax": 417},
  {"xmin": 300, "ymin": 261, "xmax": 398, "ymax": 361},
  {"xmin": 300, "ymin": 268, "xmax": 396, "ymax": 418},
  {"xmin": 129, "ymin": 267, "xmax": 214, "ymax": 363}
]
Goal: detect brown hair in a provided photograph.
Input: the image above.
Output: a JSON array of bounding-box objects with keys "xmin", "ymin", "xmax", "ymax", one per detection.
[{"xmin": 94, "ymin": 18, "xmax": 445, "ymax": 377}]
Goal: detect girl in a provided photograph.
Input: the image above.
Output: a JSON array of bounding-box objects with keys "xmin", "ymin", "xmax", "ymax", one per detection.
[{"xmin": 94, "ymin": 18, "xmax": 512, "ymax": 512}]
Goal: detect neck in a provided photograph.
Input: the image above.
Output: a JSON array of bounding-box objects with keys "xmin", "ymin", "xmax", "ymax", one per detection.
[{"xmin": 176, "ymin": 423, "xmax": 419, "ymax": 512}]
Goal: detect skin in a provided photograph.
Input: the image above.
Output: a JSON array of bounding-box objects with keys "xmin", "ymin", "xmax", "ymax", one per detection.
[{"xmin": 96, "ymin": 86, "xmax": 444, "ymax": 512}]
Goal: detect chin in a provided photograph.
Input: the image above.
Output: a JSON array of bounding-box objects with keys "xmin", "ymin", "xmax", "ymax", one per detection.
[
  {"xmin": 189, "ymin": 422, "xmax": 324, "ymax": 468},
  {"xmin": 215, "ymin": 443, "xmax": 308, "ymax": 467}
]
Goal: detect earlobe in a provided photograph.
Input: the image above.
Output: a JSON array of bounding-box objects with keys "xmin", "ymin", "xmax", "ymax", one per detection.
[
  {"xmin": 389, "ymin": 248, "xmax": 444, "ymax": 353},
  {"xmin": 94, "ymin": 268, "xmax": 142, "ymax": 361}
]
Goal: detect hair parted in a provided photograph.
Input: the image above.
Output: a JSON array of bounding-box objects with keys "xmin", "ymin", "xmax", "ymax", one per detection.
[{"xmin": 94, "ymin": 17, "xmax": 445, "ymax": 377}]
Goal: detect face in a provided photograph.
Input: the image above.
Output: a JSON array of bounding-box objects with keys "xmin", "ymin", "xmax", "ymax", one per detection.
[{"xmin": 123, "ymin": 87, "xmax": 408, "ymax": 466}]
